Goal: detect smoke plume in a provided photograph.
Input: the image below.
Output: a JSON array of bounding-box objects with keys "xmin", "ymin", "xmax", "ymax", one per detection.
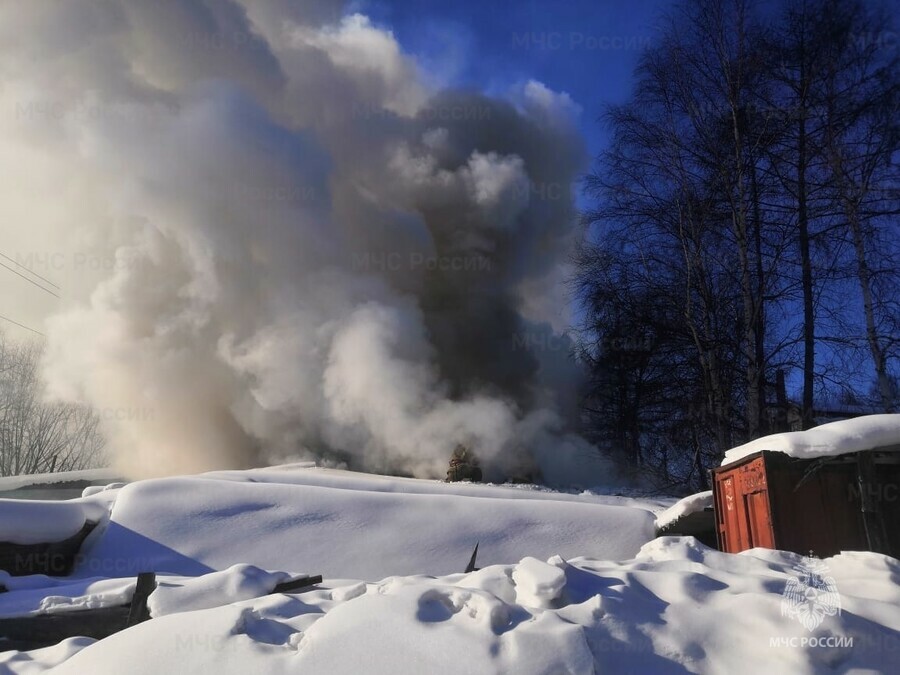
[{"xmin": 1, "ymin": 0, "xmax": 616, "ymax": 485}]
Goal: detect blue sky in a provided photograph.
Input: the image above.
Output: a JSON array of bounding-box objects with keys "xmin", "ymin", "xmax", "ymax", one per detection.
[
  {"xmin": 356, "ymin": 1, "xmax": 891, "ymax": 400},
  {"xmin": 358, "ymin": 0, "xmax": 670, "ymax": 161}
]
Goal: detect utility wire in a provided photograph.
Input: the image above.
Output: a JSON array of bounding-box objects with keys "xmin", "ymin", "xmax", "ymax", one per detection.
[
  {"xmin": 0, "ymin": 260, "xmax": 60, "ymax": 298},
  {"xmin": 0, "ymin": 313, "xmax": 45, "ymax": 336},
  {"xmin": 0, "ymin": 251, "xmax": 60, "ymax": 290}
]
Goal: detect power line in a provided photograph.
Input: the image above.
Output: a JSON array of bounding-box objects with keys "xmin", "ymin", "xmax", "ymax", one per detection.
[
  {"xmin": 0, "ymin": 259, "xmax": 60, "ymax": 298},
  {"xmin": 0, "ymin": 251, "xmax": 60, "ymax": 290},
  {"xmin": 0, "ymin": 313, "xmax": 45, "ymax": 337}
]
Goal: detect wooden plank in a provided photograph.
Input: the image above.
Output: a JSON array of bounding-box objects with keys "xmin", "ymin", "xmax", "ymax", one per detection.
[
  {"xmin": 464, "ymin": 543, "xmax": 479, "ymax": 573},
  {"xmin": 0, "ymin": 606, "xmax": 130, "ymax": 652},
  {"xmin": 272, "ymin": 575, "xmax": 322, "ymax": 594},
  {"xmin": 125, "ymin": 572, "xmax": 156, "ymax": 627},
  {"xmin": 0, "ymin": 521, "xmax": 98, "ymax": 577}
]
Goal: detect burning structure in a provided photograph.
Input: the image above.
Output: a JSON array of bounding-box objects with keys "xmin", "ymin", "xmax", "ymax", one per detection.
[{"xmin": 1, "ymin": 0, "xmax": 618, "ymax": 486}]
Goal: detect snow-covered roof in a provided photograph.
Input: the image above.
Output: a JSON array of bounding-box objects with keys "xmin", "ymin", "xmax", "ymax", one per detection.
[
  {"xmin": 654, "ymin": 490, "xmax": 712, "ymax": 530},
  {"xmin": 0, "ymin": 500, "xmax": 89, "ymax": 545},
  {"xmin": 722, "ymin": 414, "xmax": 900, "ymax": 466},
  {"xmin": 74, "ymin": 469, "xmax": 656, "ymax": 579},
  {"xmin": 0, "ymin": 468, "xmax": 120, "ymax": 493}
]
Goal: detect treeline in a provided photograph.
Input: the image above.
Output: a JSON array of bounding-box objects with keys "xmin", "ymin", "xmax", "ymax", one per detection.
[
  {"xmin": 575, "ymin": 0, "xmax": 899, "ymax": 490},
  {"xmin": 0, "ymin": 334, "xmax": 105, "ymax": 477}
]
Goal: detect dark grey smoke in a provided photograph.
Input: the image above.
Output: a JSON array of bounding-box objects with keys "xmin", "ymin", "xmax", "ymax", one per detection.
[{"xmin": 0, "ymin": 0, "xmax": 618, "ymax": 485}]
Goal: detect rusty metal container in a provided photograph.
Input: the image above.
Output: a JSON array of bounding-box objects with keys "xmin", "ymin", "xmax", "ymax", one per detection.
[{"xmin": 711, "ymin": 450, "xmax": 900, "ymax": 558}]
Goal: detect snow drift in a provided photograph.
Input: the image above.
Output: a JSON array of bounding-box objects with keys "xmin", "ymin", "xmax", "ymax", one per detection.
[
  {"xmin": 3, "ymin": 539, "xmax": 898, "ymax": 674},
  {"xmin": 71, "ymin": 468, "xmax": 656, "ymax": 579}
]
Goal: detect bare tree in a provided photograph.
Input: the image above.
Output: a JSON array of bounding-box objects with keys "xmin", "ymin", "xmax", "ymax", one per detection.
[
  {"xmin": 0, "ymin": 334, "xmax": 105, "ymax": 477},
  {"xmin": 576, "ymin": 0, "xmax": 898, "ymax": 489},
  {"xmin": 764, "ymin": 0, "xmax": 832, "ymax": 429},
  {"xmin": 817, "ymin": 0, "xmax": 899, "ymax": 412}
]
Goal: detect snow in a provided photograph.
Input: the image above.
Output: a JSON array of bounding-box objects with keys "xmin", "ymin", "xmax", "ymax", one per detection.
[
  {"xmin": 4, "ymin": 538, "xmax": 898, "ymax": 674},
  {"xmin": 148, "ymin": 565, "xmax": 292, "ymax": 618},
  {"xmin": 80, "ymin": 483, "xmax": 126, "ymax": 498},
  {"xmin": 73, "ymin": 471, "xmax": 657, "ymax": 579},
  {"xmin": 0, "ymin": 577, "xmax": 135, "ymax": 617},
  {"xmin": 0, "ymin": 490, "xmax": 116, "ymax": 545},
  {"xmin": 204, "ymin": 465, "xmax": 666, "ymax": 510},
  {"xmin": 0, "ymin": 566, "xmax": 290, "ymax": 620},
  {"xmin": 0, "ymin": 500, "xmax": 88, "ymax": 545},
  {"xmin": 0, "ymin": 637, "xmax": 96, "ymax": 674},
  {"xmin": 0, "ymin": 469, "xmax": 120, "ymax": 494},
  {"xmin": 723, "ymin": 414, "xmax": 900, "ymax": 465},
  {"xmin": 655, "ymin": 491, "xmax": 713, "ymax": 530},
  {"xmin": 0, "ymin": 575, "xmax": 137, "ymax": 617},
  {"xmin": 510, "ymin": 556, "xmax": 566, "ymax": 607},
  {"xmin": 2, "ymin": 465, "xmax": 899, "ymax": 674}
]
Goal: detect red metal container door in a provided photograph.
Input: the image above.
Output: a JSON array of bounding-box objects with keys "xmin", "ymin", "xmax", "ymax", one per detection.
[
  {"xmin": 718, "ymin": 476, "xmax": 744, "ymax": 552},
  {"xmin": 744, "ymin": 489, "xmax": 774, "ymax": 549}
]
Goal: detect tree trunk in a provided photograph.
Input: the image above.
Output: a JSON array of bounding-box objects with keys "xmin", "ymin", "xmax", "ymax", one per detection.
[
  {"xmin": 844, "ymin": 194, "xmax": 894, "ymax": 412},
  {"xmin": 750, "ymin": 156, "xmax": 768, "ymax": 433},
  {"xmin": 733, "ymin": 137, "xmax": 760, "ymax": 439},
  {"xmin": 797, "ymin": 54, "xmax": 816, "ymax": 430}
]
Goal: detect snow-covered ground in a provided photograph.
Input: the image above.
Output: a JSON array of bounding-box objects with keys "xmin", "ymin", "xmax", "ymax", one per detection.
[{"xmin": 1, "ymin": 463, "xmax": 899, "ymax": 673}]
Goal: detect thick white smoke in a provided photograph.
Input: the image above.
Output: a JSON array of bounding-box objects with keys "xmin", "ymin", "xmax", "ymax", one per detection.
[{"xmin": 1, "ymin": 0, "xmax": 618, "ymax": 484}]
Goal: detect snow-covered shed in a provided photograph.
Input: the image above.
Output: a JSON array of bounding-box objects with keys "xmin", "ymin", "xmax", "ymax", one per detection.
[{"xmin": 712, "ymin": 415, "xmax": 900, "ymax": 558}]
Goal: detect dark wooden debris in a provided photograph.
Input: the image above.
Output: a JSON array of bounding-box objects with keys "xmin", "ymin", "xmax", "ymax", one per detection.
[
  {"xmin": 125, "ymin": 572, "xmax": 156, "ymax": 627},
  {"xmin": 0, "ymin": 606, "xmax": 130, "ymax": 652},
  {"xmin": 464, "ymin": 542, "xmax": 480, "ymax": 573},
  {"xmin": 0, "ymin": 521, "xmax": 98, "ymax": 577},
  {"xmin": 0, "ymin": 571, "xmax": 322, "ymax": 653},
  {"xmin": 272, "ymin": 575, "xmax": 323, "ymax": 594}
]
